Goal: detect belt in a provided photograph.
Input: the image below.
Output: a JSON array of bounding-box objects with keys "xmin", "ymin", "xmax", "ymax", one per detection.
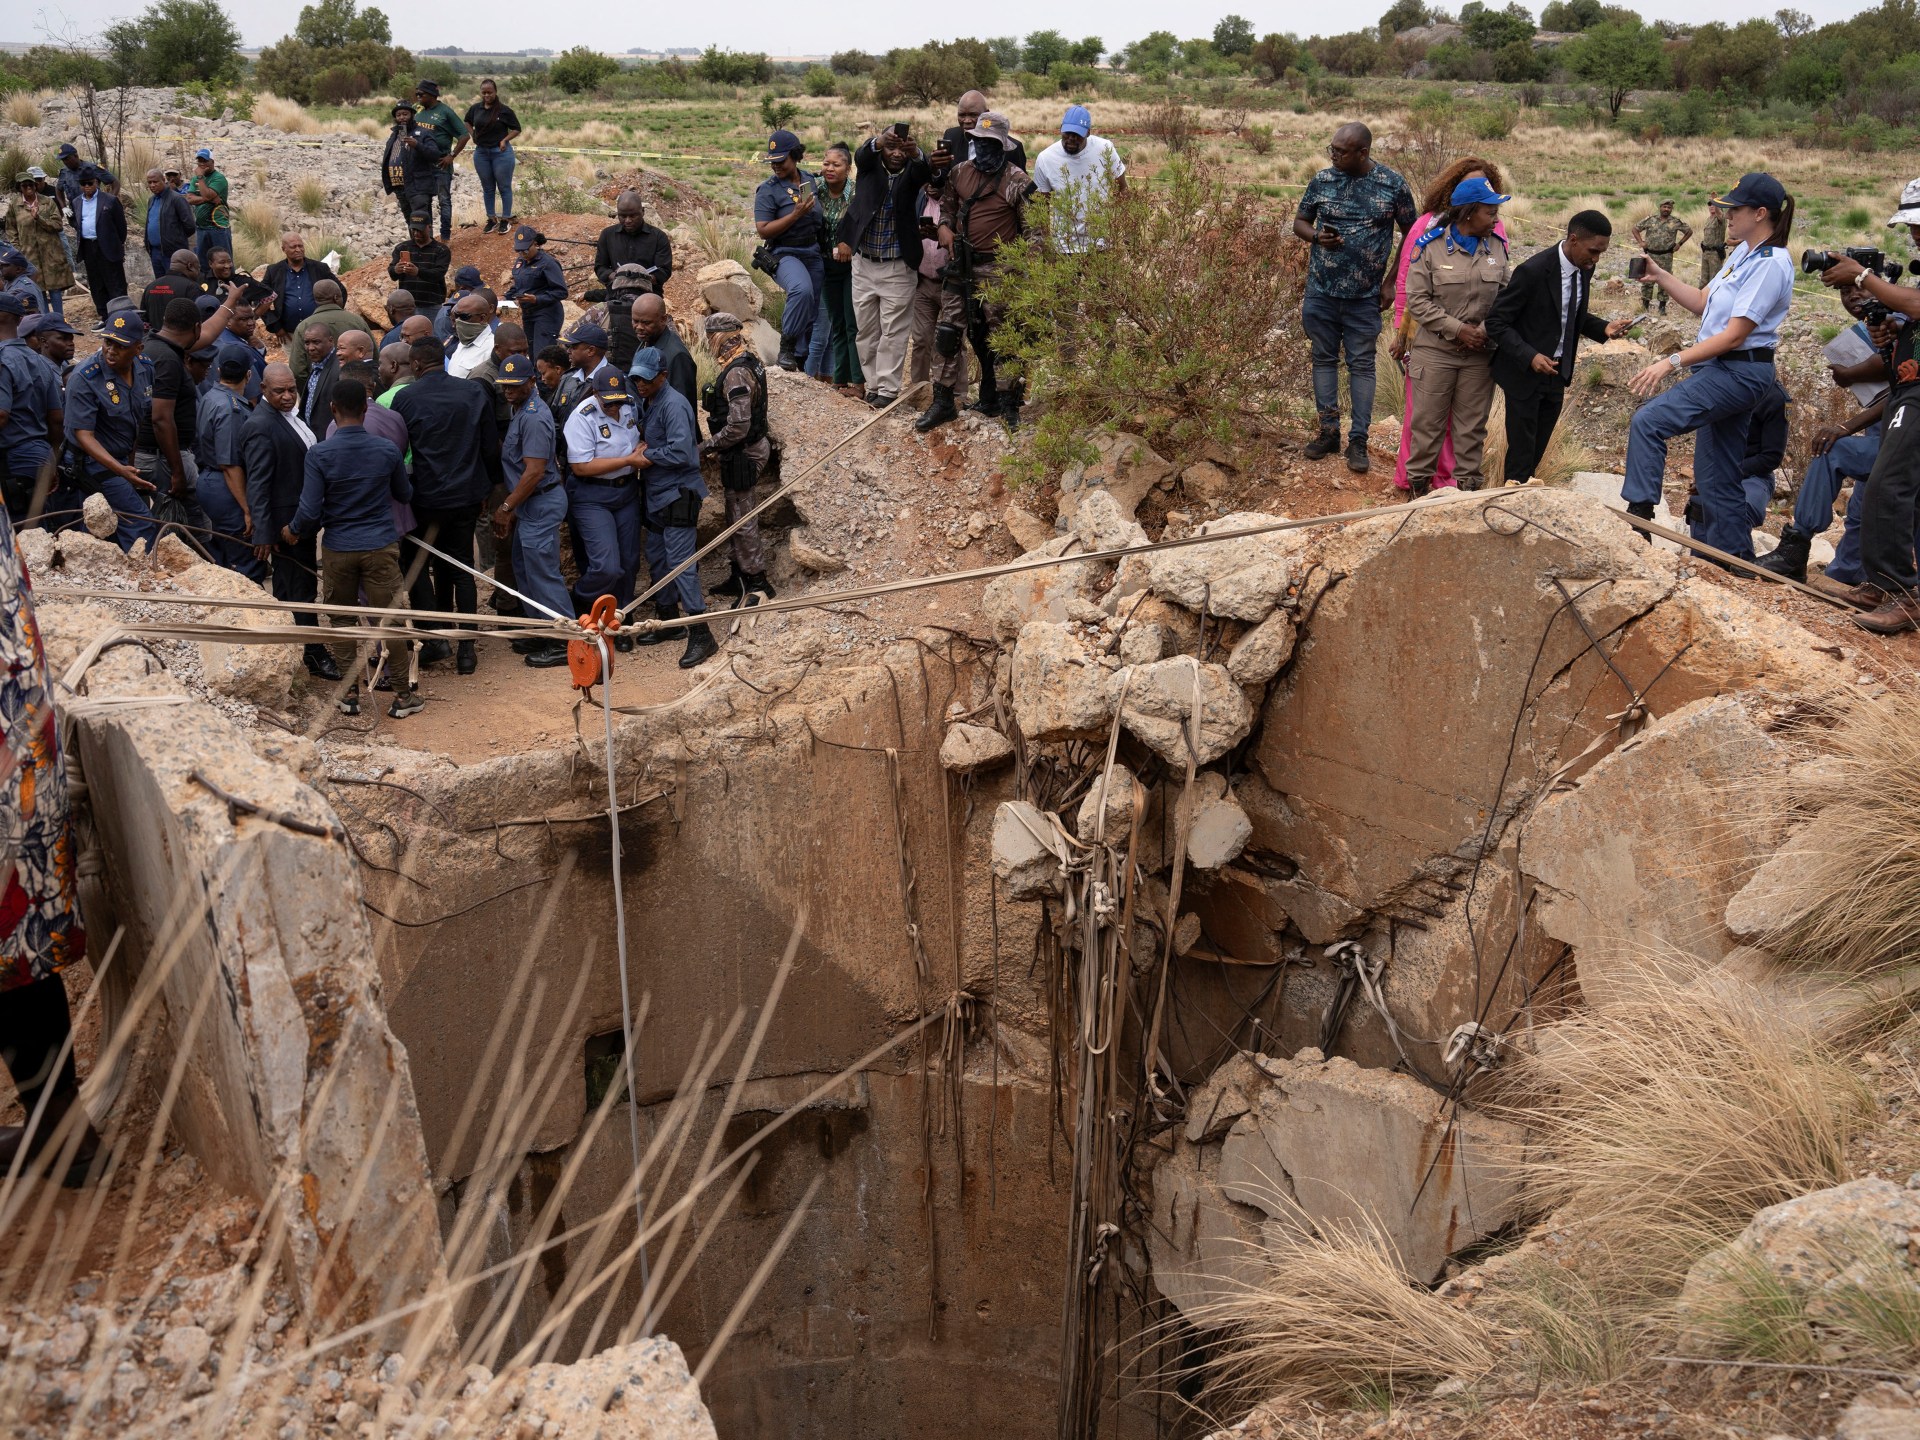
[
  {"xmin": 1724, "ymin": 348, "xmax": 1775, "ymax": 364},
  {"xmin": 858, "ymin": 249, "xmax": 900, "ymax": 262}
]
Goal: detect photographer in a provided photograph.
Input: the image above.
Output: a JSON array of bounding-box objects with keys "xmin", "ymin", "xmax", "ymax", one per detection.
[
  {"xmin": 1812, "ymin": 175, "xmax": 1920, "ymax": 634},
  {"xmin": 380, "ymin": 101, "xmax": 443, "ymax": 230},
  {"xmin": 753, "ymin": 130, "xmax": 823, "ymax": 373},
  {"xmin": 1622, "ymin": 172, "xmax": 1795, "ymax": 562},
  {"xmin": 845, "ymin": 124, "xmax": 930, "ymax": 409}
]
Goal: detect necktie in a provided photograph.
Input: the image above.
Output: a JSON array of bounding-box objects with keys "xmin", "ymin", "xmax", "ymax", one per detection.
[{"xmin": 1558, "ymin": 270, "xmax": 1581, "ymax": 383}]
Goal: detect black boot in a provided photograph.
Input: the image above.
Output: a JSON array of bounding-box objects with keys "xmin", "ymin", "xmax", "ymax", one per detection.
[
  {"xmin": 1624, "ymin": 499, "xmax": 1657, "ymax": 542},
  {"xmin": 738, "ymin": 571, "xmax": 776, "ymax": 608},
  {"xmin": 1303, "ymin": 428, "xmax": 1341, "ymax": 461},
  {"xmin": 916, "ymin": 383, "xmax": 959, "ymax": 432},
  {"xmin": 303, "ymin": 644, "xmax": 341, "ymax": 681},
  {"xmin": 523, "ymin": 639, "xmax": 570, "ymax": 668},
  {"xmin": 418, "ymin": 638, "xmax": 453, "ymax": 667},
  {"xmin": 777, "ymin": 343, "xmax": 800, "ymax": 372},
  {"xmin": 710, "ymin": 565, "xmax": 745, "ymax": 599},
  {"xmin": 635, "ymin": 601, "xmax": 679, "ymax": 644},
  {"xmin": 456, "ymin": 640, "xmax": 478, "ymax": 675},
  {"xmin": 679, "ymin": 622, "xmax": 719, "ymax": 668},
  {"xmin": 967, "ymin": 389, "xmax": 1001, "ymax": 418},
  {"xmin": 1756, "ymin": 525, "xmax": 1813, "ymax": 582}
]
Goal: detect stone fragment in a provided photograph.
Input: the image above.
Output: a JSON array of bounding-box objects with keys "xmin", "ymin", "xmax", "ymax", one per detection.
[
  {"xmin": 1835, "ymin": 1385, "xmax": 1920, "ymax": 1440},
  {"xmin": 1724, "ymin": 809, "xmax": 1845, "ymax": 942},
  {"xmin": 158, "ymin": 1325, "xmax": 212, "ymax": 1373},
  {"xmin": 1173, "ymin": 911, "xmax": 1203, "ymax": 955},
  {"xmin": 693, "ymin": 259, "xmax": 762, "ymax": 319},
  {"xmin": 1002, "ymin": 504, "xmax": 1055, "ymax": 553},
  {"xmin": 496, "ymin": 1333, "xmax": 718, "ymax": 1439},
  {"xmin": 176, "ymin": 561, "xmax": 301, "ymax": 707},
  {"xmin": 155, "ymin": 533, "xmax": 199, "ymax": 573},
  {"xmin": 939, "ymin": 722, "xmax": 1014, "ymax": 774},
  {"xmin": 1145, "ymin": 511, "xmax": 1298, "ymax": 622},
  {"xmin": 83, "ymin": 491, "xmax": 116, "ymax": 537},
  {"xmin": 1186, "ymin": 794, "xmax": 1252, "ymax": 870},
  {"xmin": 1225, "ymin": 609, "xmax": 1296, "ymax": 686},
  {"xmin": 748, "ymin": 318, "xmax": 782, "ymax": 366},
  {"xmin": 787, "ymin": 532, "xmax": 848, "ymax": 575},
  {"xmin": 1180, "ymin": 460, "xmax": 1231, "ymax": 504},
  {"xmin": 47, "ymin": 1321, "xmax": 89, "ymax": 1365},
  {"xmin": 1010, "ymin": 622, "xmax": 1119, "ymax": 741},
  {"xmin": 1118, "ymin": 657, "xmax": 1253, "ymax": 766},
  {"xmin": 1525, "ymin": 697, "xmax": 1781, "ymax": 1008},
  {"xmin": 1117, "ymin": 621, "xmax": 1168, "ymax": 668},
  {"xmin": 1567, "ymin": 470, "xmax": 1681, "ymax": 550},
  {"xmin": 992, "ymin": 800, "xmax": 1067, "ymax": 899},
  {"xmin": 982, "ymin": 537, "xmax": 1103, "ymax": 643},
  {"xmin": 1075, "ymin": 763, "xmax": 1139, "ymax": 843},
  {"xmin": 1058, "ymin": 431, "xmax": 1176, "ymax": 522},
  {"xmin": 1069, "ymin": 488, "xmax": 1151, "ymax": 556},
  {"xmin": 1146, "ymin": 1142, "xmax": 1270, "ymax": 1318}
]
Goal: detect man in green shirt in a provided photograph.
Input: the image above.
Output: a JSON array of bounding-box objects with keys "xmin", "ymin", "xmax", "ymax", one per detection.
[
  {"xmin": 412, "ymin": 80, "xmax": 468, "ymax": 243},
  {"xmin": 187, "ymin": 147, "xmax": 230, "ymax": 273}
]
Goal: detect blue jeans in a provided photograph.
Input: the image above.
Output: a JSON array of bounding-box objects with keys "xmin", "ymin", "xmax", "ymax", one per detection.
[
  {"xmin": 806, "ymin": 291, "xmax": 833, "ymax": 377},
  {"xmin": 90, "ymin": 471, "xmax": 157, "ymax": 553},
  {"xmin": 511, "ymin": 482, "xmax": 572, "ymax": 621},
  {"xmin": 45, "ymin": 289, "xmax": 62, "ymax": 320},
  {"xmin": 148, "ymin": 243, "xmax": 170, "ymax": 278},
  {"xmin": 1301, "ymin": 292, "xmax": 1382, "ymax": 441},
  {"xmin": 643, "ymin": 521, "xmax": 705, "ymax": 616},
  {"xmin": 1795, "ymin": 425, "xmax": 1881, "ymax": 539},
  {"xmin": 1623, "ymin": 357, "xmax": 1775, "ymax": 561},
  {"xmin": 195, "ymin": 225, "xmax": 231, "ymax": 271},
  {"xmin": 431, "ymin": 166, "xmax": 454, "ymax": 239},
  {"xmin": 194, "ymin": 463, "xmax": 265, "ymax": 579},
  {"xmin": 473, "ymin": 145, "xmax": 515, "ymax": 219},
  {"xmin": 772, "ymin": 247, "xmax": 823, "ymax": 356},
  {"xmin": 567, "ymin": 480, "xmax": 641, "ymax": 605}
]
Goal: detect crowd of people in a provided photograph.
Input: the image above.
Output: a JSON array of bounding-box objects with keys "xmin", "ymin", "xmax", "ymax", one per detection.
[{"xmin": 1297, "ymin": 122, "xmax": 1920, "ymax": 636}]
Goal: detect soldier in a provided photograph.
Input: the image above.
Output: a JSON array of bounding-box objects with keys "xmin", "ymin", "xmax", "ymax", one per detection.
[
  {"xmin": 697, "ymin": 312, "xmax": 776, "ymax": 607},
  {"xmin": 1632, "ymin": 199, "xmax": 1693, "ymax": 314},
  {"xmin": 5, "ymin": 173, "xmax": 71, "ymax": 320},
  {"xmin": 1698, "ymin": 200, "xmax": 1727, "ymax": 286}
]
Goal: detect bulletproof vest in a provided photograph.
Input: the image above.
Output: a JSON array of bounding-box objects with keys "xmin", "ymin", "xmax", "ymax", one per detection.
[
  {"xmin": 701, "ymin": 352, "xmax": 767, "ymax": 450},
  {"xmin": 549, "ymin": 372, "xmax": 595, "ymax": 478}
]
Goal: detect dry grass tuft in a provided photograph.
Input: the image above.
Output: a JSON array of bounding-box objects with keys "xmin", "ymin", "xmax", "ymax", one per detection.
[
  {"xmin": 1502, "ymin": 983, "xmax": 1869, "ymax": 1314},
  {"xmin": 1182, "ymin": 1206, "xmax": 1504, "ymax": 1409},
  {"xmin": 1753, "ymin": 692, "xmax": 1920, "ymax": 978},
  {"xmin": 234, "ymin": 198, "xmax": 281, "ymax": 249},
  {"xmin": 295, "ymin": 178, "xmax": 327, "ymax": 215},
  {"xmin": 6, "ymin": 92, "xmax": 42, "ymax": 128},
  {"xmin": 253, "ymin": 93, "xmax": 320, "ymax": 135}
]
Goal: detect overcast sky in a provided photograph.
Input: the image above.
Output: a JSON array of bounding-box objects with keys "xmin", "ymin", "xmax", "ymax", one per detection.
[{"xmin": 12, "ymin": 0, "xmax": 1884, "ymax": 58}]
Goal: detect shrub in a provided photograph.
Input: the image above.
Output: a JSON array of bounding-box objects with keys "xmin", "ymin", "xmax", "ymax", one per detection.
[
  {"xmin": 1470, "ymin": 103, "xmax": 1518, "ymax": 139},
  {"xmin": 693, "ymin": 47, "xmax": 773, "ymax": 85},
  {"xmin": 103, "ymin": 0, "xmax": 244, "ymax": 85},
  {"xmin": 990, "ymin": 158, "xmax": 1309, "ymax": 480},
  {"xmin": 1016, "ymin": 70, "xmax": 1057, "ymax": 100},
  {"xmin": 1141, "ymin": 97, "xmax": 1195, "ymax": 151},
  {"xmin": 234, "ymin": 198, "xmax": 282, "ymax": 249},
  {"xmin": 1245, "ymin": 122, "xmax": 1275, "ymax": 154},
  {"xmin": 829, "ymin": 49, "xmax": 877, "ymax": 76},
  {"xmin": 802, "ymin": 65, "xmax": 836, "ymax": 97},
  {"xmin": 296, "ymin": 178, "xmax": 327, "ymax": 214},
  {"xmin": 757, "ymin": 93, "xmax": 799, "ymax": 131},
  {"xmin": 314, "ymin": 66, "xmax": 369, "ymax": 104},
  {"xmin": 549, "ymin": 47, "xmax": 619, "ymax": 95},
  {"xmin": 411, "ymin": 57, "xmax": 457, "ymax": 90},
  {"xmin": 5, "ymin": 93, "xmax": 40, "ymax": 127},
  {"xmin": 872, "ymin": 47, "xmax": 975, "ymax": 106},
  {"xmin": 1048, "ymin": 61, "xmax": 1100, "ymax": 92}
]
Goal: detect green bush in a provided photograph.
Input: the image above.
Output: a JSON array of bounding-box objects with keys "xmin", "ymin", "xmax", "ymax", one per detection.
[
  {"xmin": 1470, "ymin": 103, "xmax": 1518, "ymax": 139},
  {"xmin": 829, "ymin": 49, "xmax": 878, "ymax": 75},
  {"xmin": 693, "ymin": 47, "xmax": 773, "ymax": 85},
  {"xmin": 757, "ymin": 92, "xmax": 800, "ymax": 130},
  {"xmin": 803, "ymin": 65, "xmax": 837, "ymax": 97},
  {"xmin": 549, "ymin": 47, "xmax": 620, "ymax": 95},
  {"xmin": 1048, "ymin": 61, "xmax": 1100, "ymax": 91},
  {"xmin": 103, "ymin": 0, "xmax": 244, "ymax": 86},
  {"xmin": 315, "ymin": 65, "xmax": 369, "ymax": 103},
  {"xmin": 1016, "ymin": 70, "xmax": 1057, "ymax": 100},
  {"xmin": 412, "ymin": 57, "xmax": 457, "ymax": 89}
]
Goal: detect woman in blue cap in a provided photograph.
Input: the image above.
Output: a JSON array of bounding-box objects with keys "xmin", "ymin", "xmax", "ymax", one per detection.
[
  {"xmin": 1622, "ymin": 172, "xmax": 1795, "ymax": 561},
  {"xmin": 1401, "ymin": 175, "xmax": 1512, "ymax": 496}
]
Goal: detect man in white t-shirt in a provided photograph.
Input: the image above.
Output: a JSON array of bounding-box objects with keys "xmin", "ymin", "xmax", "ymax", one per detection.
[{"xmin": 1031, "ymin": 105, "xmax": 1126, "ymax": 254}]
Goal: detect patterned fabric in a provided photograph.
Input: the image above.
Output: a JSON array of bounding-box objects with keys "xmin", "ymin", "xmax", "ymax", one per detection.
[
  {"xmin": 811, "ymin": 177, "xmax": 854, "ymax": 251},
  {"xmin": 863, "ymin": 175, "xmax": 901, "ymax": 259},
  {"xmin": 1, "ymin": 510, "xmax": 85, "ymax": 992},
  {"xmin": 1699, "ymin": 214, "xmax": 1727, "ymax": 252},
  {"xmin": 1298, "ymin": 162, "xmax": 1416, "ymax": 300},
  {"xmin": 1637, "ymin": 214, "xmax": 1689, "ymax": 256}
]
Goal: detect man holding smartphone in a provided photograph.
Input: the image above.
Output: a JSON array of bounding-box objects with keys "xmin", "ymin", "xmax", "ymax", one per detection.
[{"xmin": 844, "ymin": 123, "xmax": 931, "ymax": 408}]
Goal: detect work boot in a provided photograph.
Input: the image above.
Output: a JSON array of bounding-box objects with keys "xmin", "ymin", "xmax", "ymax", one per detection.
[
  {"xmin": 0, "ymin": 1082, "xmax": 102, "ymax": 1188},
  {"xmin": 1624, "ymin": 499, "xmax": 1657, "ymax": 541},
  {"xmin": 737, "ymin": 571, "xmax": 776, "ymax": 608},
  {"xmin": 303, "ymin": 644, "xmax": 341, "ymax": 681},
  {"xmin": 1856, "ymin": 592, "xmax": 1920, "ymax": 635},
  {"xmin": 1835, "ymin": 582, "xmax": 1886, "ymax": 610},
  {"xmin": 635, "ymin": 601, "xmax": 679, "ymax": 644},
  {"xmin": 967, "ymin": 390, "xmax": 1001, "ymax": 418},
  {"xmin": 523, "ymin": 639, "xmax": 569, "ymax": 668},
  {"xmin": 510, "ymin": 636, "xmax": 540, "ymax": 654},
  {"xmin": 456, "ymin": 640, "xmax": 478, "ymax": 675},
  {"xmin": 679, "ymin": 622, "xmax": 719, "ymax": 668},
  {"xmin": 777, "ymin": 343, "xmax": 800, "ymax": 372},
  {"xmin": 1345, "ymin": 436, "xmax": 1370, "ymax": 474},
  {"xmin": 338, "ymin": 684, "xmax": 361, "ymax": 716},
  {"xmin": 613, "ymin": 634, "xmax": 634, "ymax": 653},
  {"xmin": 1000, "ymin": 399, "xmax": 1022, "ymax": 433},
  {"xmin": 1755, "ymin": 525, "xmax": 1813, "ymax": 582},
  {"xmin": 1303, "ymin": 428, "xmax": 1340, "ymax": 461},
  {"xmin": 1410, "ymin": 480, "xmax": 1432, "ymax": 499},
  {"xmin": 418, "ymin": 638, "xmax": 453, "ymax": 667},
  {"xmin": 388, "ymin": 686, "xmax": 425, "ymax": 718},
  {"xmin": 915, "ymin": 384, "xmax": 958, "ymax": 433}
]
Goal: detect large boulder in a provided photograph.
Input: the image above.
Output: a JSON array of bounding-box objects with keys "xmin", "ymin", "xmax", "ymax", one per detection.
[
  {"xmin": 992, "ymin": 800, "xmax": 1068, "ymax": 899},
  {"xmin": 1145, "ymin": 511, "xmax": 1300, "ymax": 622},
  {"xmin": 694, "ymin": 259, "xmax": 763, "ymax": 319},
  {"xmin": 1119, "ymin": 656, "xmax": 1254, "ymax": 766},
  {"xmin": 982, "ymin": 535, "xmax": 1104, "ymax": 643},
  {"xmin": 1057, "ymin": 431, "xmax": 1176, "ymax": 523},
  {"xmin": 485, "ymin": 1334, "xmax": 718, "ymax": 1439},
  {"xmin": 176, "ymin": 560, "xmax": 301, "ymax": 707}
]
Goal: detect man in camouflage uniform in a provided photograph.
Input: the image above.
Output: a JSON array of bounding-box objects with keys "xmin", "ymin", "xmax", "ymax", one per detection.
[
  {"xmin": 1697, "ymin": 201, "xmax": 1727, "ymax": 286},
  {"xmin": 1632, "ymin": 200, "xmax": 1693, "ymax": 313},
  {"xmin": 696, "ymin": 311, "xmax": 776, "ymax": 607}
]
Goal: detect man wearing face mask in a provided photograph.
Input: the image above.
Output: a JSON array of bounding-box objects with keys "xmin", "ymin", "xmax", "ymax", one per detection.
[{"xmin": 446, "ymin": 291, "xmax": 497, "ymax": 379}]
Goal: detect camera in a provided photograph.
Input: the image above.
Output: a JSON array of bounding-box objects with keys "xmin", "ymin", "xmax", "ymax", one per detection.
[
  {"xmin": 1802, "ymin": 247, "xmax": 1905, "ymax": 282},
  {"xmin": 750, "ymin": 245, "xmax": 779, "ymax": 278}
]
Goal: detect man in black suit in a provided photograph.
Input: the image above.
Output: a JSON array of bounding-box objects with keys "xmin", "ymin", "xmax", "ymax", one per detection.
[
  {"xmin": 245, "ymin": 361, "xmax": 340, "ymax": 680},
  {"xmin": 1486, "ymin": 210, "xmax": 1635, "ymax": 485},
  {"xmin": 261, "ymin": 234, "xmax": 337, "ymax": 350},
  {"xmin": 72, "ymin": 167, "xmax": 127, "ymax": 303}
]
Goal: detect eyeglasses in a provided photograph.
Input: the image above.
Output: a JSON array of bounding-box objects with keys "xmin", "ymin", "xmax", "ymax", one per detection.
[{"xmin": 1327, "ymin": 144, "xmax": 1366, "ymax": 158}]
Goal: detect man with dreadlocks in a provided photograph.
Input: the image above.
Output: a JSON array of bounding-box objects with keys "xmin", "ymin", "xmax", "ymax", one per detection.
[{"xmin": 696, "ymin": 312, "xmax": 776, "ymax": 608}]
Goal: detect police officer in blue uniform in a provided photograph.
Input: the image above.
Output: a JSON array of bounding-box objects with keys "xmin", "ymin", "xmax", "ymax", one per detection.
[
  {"xmin": 0, "ymin": 292, "xmax": 60, "ymax": 524},
  {"xmin": 1623, "ymin": 172, "xmax": 1796, "ymax": 562},
  {"xmin": 64, "ymin": 308, "xmax": 157, "ymax": 552},
  {"xmin": 507, "ymin": 225, "xmax": 568, "ymax": 358},
  {"xmin": 563, "ymin": 369, "xmax": 643, "ymax": 621},
  {"xmin": 629, "ymin": 346, "xmax": 717, "ymax": 669},
  {"xmin": 753, "ymin": 129, "xmax": 823, "ymax": 372},
  {"xmin": 492, "ymin": 352, "xmax": 572, "ymax": 667},
  {"xmin": 196, "ymin": 353, "xmax": 261, "ymax": 577}
]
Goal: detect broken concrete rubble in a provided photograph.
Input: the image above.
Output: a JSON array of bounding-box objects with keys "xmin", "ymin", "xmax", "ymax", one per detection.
[
  {"xmin": 940, "ymin": 721, "xmax": 1015, "ymax": 774},
  {"xmin": 175, "ymin": 560, "xmax": 301, "ymax": 707},
  {"xmin": 983, "ymin": 536, "xmax": 1103, "ymax": 643},
  {"xmin": 1144, "ymin": 511, "xmax": 1302, "ymax": 622},
  {"xmin": 993, "ymin": 799, "xmax": 1068, "ymax": 898},
  {"xmin": 1118, "ymin": 656, "xmax": 1253, "ymax": 766},
  {"xmin": 1075, "ymin": 763, "xmax": 1139, "ymax": 843},
  {"xmin": 1011, "ymin": 621, "xmax": 1121, "ymax": 740}
]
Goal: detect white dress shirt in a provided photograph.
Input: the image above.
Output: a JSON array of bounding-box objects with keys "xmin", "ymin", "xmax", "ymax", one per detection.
[
  {"xmin": 448, "ymin": 327, "xmax": 495, "ymax": 380},
  {"xmin": 1552, "ymin": 244, "xmax": 1580, "ymax": 363}
]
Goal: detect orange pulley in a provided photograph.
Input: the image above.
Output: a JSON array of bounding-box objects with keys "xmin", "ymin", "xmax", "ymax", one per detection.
[{"xmin": 567, "ymin": 595, "xmax": 621, "ymax": 692}]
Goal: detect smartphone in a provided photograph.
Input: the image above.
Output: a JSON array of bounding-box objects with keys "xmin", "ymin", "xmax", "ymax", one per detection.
[
  {"xmin": 1627, "ymin": 256, "xmax": 1649, "ymax": 280},
  {"xmin": 892, "ymin": 122, "xmax": 910, "ymax": 138}
]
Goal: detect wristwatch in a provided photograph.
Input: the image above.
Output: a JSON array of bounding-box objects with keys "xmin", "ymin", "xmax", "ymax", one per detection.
[{"xmin": 1668, "ymin": 354, "xmax": 1685, "ymax": 370}]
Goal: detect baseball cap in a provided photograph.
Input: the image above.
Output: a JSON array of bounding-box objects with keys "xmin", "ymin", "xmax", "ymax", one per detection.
[
  {"xmin": 567, "ymin": 322, "xmax": 609, "ymax": 350},
  {"xmin": 966, "ymin": 112, "xmax": 1015, "ymax": 145},
  {"xmin": 593, "ymin": 369, "xmax": 630, "ymax": 403},
  {"xmin": 0, "ymin": 244, "xmax": 25, "ymax": 268},
  {"xmin": 1712, "ymin": 172, "xmax": 1787, "ymax": 213},
  {"xmin": 58, "ymin": 144, "xmax": 77, "ymax": 158},
  {"xmin": 1889, "ymin": 177, "xmax": 1920, "ymax": 227},
  {"xmin": 511, "ymin": 224, "xmax": 541, "ymax": 252},
  {"xmin": 497, "ymin": 352, "xmax": 536, "ymax": 383},
  {"xmin": 194, "ymin": 292, "xmax": 224, "ymax": 315},
  {"xmin": 630, "ymin": 346, "xmax": 664, "ymax": 381},
  {"xmin": 24, "ymin": 166, "xmax": 46, "ymax": 181},
  {"xmin": 765, "ymin": 129, "xmax": 801, "ymax": 162},
  {"xmin": 218, "ymin": 355, "xmax": 250, "ymax": 381},
  {"xmin": 1061, "ymin": 105, "xmax": 1092, "ymax": 137},
  {"xmin": 704, "ymin": 311, "xmax": 743, "ymax": 334},
  {"xmin": 454, "ymin": 264, "xmax": 482, "ymax": 288},
  {"xmin": 22, "ymin": 313, "xmax": 75, "ymax": 337},
  {"xmin": 102, "ymin": 310, "xmax": 147, "ymax": 344},
  {"xmin": 0, "ymin": 293, "xmax": 24, "ymax": 316},
  {"xmin": 194, "ymin": 147, "xmax": 212, "ymax": 161},
  {"xmin": 164, "ymin": 165, "xmax": 181, "ymax": 176},
  {"xmin": 1450, "ymin": 176, "xmax": 1511, "ymax": 207}
]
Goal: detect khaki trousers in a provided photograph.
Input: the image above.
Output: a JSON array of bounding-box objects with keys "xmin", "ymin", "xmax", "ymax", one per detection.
[
  {"xmin": 1405, "ymin": 348, "xmax": 1495, "ymax": 490},
  {"xmin": 321, "ymin": 542, "xmax": 409, "ymax": 683},
  {"xmin": 851, "ymin": 254, "xmax": 916, "ymax": 400},
  {"xmin": 909, "ymin": 272, "xmax": 946, "ymax": 389}
]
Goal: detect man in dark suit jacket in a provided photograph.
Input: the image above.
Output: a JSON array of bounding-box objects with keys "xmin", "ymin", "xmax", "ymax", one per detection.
[
  {"xmin": 844, "ymin": 128, "xmax": 934, "ymax": 406},
  {"xmin": 1486, "ymin": 210, "xmax": 1634, "ymax": 485},
  {"xmin": 299, "ymin": 320, "xmax": 342, "ymax": 432},
  {"xmin": 244, "ymin": 361, "xmax": 339, "ymax": 679},
  {"xmin": 72, "ymin": 167, "xmax": 127, "ymax": 303},
  {"xmin": 261, "ymin": 236, "xmax": 338, "ymax": 346},
  {"xmin": 141, "ymin": 168, "xmax": 194, "ymax": 277}
]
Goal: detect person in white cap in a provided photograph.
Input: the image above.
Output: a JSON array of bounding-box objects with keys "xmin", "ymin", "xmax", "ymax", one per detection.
[
  {"xmin": 1811, "ymin": 175, "xmax": 1920, "ymax": 635},
  {"xmin": 1031, "ymin": 105, "xmax": 1126, "ymax": 254}
]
